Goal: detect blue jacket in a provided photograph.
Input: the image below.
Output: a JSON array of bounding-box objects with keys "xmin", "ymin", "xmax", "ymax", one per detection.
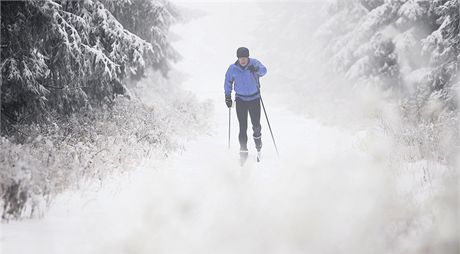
[{"xmin": 224, "ymin": 58, "xmax": 267, "ymax": 101}]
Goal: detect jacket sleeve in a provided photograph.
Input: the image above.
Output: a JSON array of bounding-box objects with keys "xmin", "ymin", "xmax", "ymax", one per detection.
[
  {"xmin": 224, "ymin": 65, "xmax": 234, "ymax": 96},
  {"xmin": 254, "ymin": 59, "xmax": 267, "ymax": 77}
]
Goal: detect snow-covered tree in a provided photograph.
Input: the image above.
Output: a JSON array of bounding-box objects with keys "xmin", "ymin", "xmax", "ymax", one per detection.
[
  {"xmin": 100, "ymin": 0, "xmax": 180, "ymax": 77},
  {"xmin": 1, "ymin": 0, "xmax": 177, "ymax": 130},
  {"xmin": 316, "ymin": 0, "xmax": 458, "ymax": 125},
  {"xmin": 421, "ymin": 0, "xmax": 459, "ymax": 112}
]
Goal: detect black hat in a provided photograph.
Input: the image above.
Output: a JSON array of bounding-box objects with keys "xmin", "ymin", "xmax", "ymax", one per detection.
[{"xmin": 237, "ymin": 47, "xmax": 249, "ymax": 58}]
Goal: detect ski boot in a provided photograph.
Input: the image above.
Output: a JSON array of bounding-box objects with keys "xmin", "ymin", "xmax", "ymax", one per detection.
[{"xmin": 254, "ymin": 136, "xmax": 262, "ymax": 162}]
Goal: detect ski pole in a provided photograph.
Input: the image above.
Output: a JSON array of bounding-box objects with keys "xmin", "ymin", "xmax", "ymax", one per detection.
[
  {"xmin": 228, "ymin": 107, "xmax": 231, "ymax": 149},
  {"xmin": 252, "ymin": 73, "xmax": 279, "ymax": 157},
  {"xmin": 260, "ymin": 94, "xmax": 279, "ymax": 156}
]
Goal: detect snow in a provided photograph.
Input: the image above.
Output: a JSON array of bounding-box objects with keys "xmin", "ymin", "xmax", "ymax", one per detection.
[
  {"xmin": 397, "ymin": 0, "xmax": 426, "ymax": 22},
  {"xmin": 1, "ymin": 2, "xmax": 456, "ymax": 254},
  {"xmin": 1, "ymin": 101, "xmax": 388, "ymax": 253}
]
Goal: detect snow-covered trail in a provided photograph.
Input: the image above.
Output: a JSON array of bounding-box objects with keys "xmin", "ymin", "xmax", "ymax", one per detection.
[{"xmin": 2, "ymin": 3, "xmax": 392, "ymax": 254}]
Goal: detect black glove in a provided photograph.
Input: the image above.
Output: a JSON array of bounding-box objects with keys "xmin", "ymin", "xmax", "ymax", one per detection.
[
  {"xmin": 248, "ymin": 65, "xmax": 259, "ymax": 73},
  {"xmin": 225, "ymin": 95, "xmax": 232, "ymax": 108}
]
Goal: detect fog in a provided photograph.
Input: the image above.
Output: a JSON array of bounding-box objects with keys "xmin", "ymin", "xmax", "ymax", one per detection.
[{"xmin": 2, "ymin": 2, "xmax": 458, "ymax": 254}]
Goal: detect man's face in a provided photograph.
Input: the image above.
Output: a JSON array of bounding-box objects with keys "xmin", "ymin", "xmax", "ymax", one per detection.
[{"xmin": 238, "ymin": 57, "xmax": 249, "ymax": 66}]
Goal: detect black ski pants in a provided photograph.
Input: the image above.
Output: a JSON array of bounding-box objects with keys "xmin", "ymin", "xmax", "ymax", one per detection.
[{"xmin": 235, "ymin": 97, "xmax": 262, "ymax": 150}]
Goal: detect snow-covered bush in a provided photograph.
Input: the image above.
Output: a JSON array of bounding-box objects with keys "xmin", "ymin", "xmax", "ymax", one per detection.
[{"xmin": 0, "ymin": 71, "xmax": 211, "ymax": 220}]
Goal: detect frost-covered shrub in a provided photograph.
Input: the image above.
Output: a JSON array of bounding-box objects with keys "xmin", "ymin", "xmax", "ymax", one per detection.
[{"xmin": 0, "ymin": 73, "xmax": 211, "ymax": 220}]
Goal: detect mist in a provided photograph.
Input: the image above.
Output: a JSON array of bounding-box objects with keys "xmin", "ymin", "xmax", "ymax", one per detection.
[{"xmin": 1, "ymin": 1, "xmax": 458, "ymax": 254}]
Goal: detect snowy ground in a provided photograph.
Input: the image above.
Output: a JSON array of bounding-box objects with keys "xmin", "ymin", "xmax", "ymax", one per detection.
[{"xmin": 0, "ymin": 3, "xmax": 426, "ymax": 254}]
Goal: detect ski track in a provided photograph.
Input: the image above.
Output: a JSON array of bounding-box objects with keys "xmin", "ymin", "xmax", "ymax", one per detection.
[{"xmin": 1, "ymin": 3, "xmax": 390, "ymax": 254}]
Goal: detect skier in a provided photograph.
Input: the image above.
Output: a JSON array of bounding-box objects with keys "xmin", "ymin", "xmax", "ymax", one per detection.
[{"xmin": 224, "ymin": 47, "xmax": 267, "ymax": 164}]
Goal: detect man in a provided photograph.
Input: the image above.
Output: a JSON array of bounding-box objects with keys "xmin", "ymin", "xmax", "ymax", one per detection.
[{"xmin": 224, "ymin": 47, "xmax": 267, "ymax": 162}]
